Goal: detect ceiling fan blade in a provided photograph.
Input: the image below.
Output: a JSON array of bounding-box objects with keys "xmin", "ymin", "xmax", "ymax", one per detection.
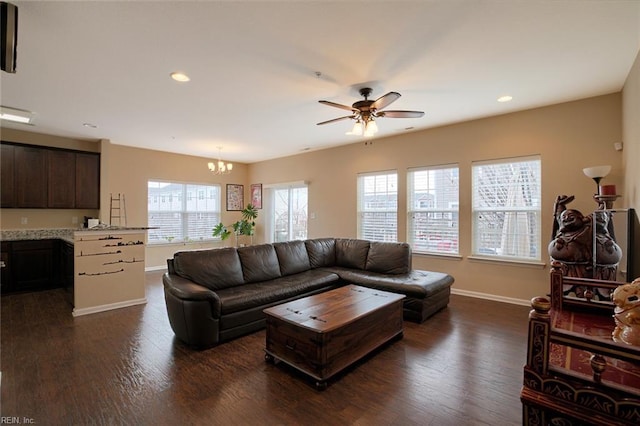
[
  {"xmin": 317, "ymin": 115, "xmax": 355, "ymax": 125},
  {"xmin": 377, "ymin": 110, "xmax": 425, "ymax": 118},
  {"xmin": 370, "ymin": 92, "xmax": 401, "ymax": 111},
  {"xmin": 319, "ymin": 100, "xmax": 357, "ymax": 112}
]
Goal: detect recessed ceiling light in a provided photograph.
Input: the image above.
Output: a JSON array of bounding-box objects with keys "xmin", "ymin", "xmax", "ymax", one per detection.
[
  {"xmin": 497, "ymin": 95, "xmax": 513, "ymax": 103},
  {"xmin": 0, "ymin": 106, "xmax": 34, "ymax": 124},
  {"xmin": 170, "ymin": 72, "xmax": 190, "ymax": 82},
  {"xmin": 83, "ymin": 123, "xmax": 98, "ymax": 129}
]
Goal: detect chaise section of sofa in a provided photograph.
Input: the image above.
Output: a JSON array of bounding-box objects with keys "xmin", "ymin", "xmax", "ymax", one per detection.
[{"xmin": 163, "ymin": 238, "xmax": 454, "ymax": 348}]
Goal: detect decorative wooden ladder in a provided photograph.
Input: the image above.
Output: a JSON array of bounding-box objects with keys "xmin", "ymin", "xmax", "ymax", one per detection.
[{"xmin": 109, "ymin": 193, "xmax": 127, "ymax": 226}]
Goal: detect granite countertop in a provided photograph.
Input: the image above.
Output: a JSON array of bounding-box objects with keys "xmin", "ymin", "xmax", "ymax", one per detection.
[
  {"xmin": 1, "ymin": 228, "xmax": 77, "ymax": 244},
  {"xmin": 1, "ymin": 226, "xmax": 153, "ymax": 244}
]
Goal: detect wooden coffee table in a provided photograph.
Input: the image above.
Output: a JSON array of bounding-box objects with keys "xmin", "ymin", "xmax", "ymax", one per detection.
[{"xmin": 263, "ymin": 284, "xmax": 405, "ymax": 389}]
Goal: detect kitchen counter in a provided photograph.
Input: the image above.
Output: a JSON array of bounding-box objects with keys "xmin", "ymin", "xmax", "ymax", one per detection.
[
  {"xmin": 1, "ymin": 226, "xmax": 153, "ymax": 244},
  {"xmin": 1, "ymin": 228, "xmax": 76, "ymax": 244}
]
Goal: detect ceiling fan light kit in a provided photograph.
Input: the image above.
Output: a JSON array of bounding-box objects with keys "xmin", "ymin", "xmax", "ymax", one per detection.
[{"xmin": 318, "ymin": 87, "xmax": 424, "ymax": 136}]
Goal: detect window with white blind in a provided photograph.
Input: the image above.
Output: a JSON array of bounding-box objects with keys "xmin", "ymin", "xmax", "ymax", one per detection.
[
  {"xmin": 147, "ymin": 181, "xmax": 221, "ymax": 244},
  {"xmin": 408, "ymin": 165, "xmax": 459, "ymax": 254},
  {"xmin": 472, "ymin": 156, "xmax": 541, "ymax": 261},
  {"xmin": 357, "ymin": 171, "xmax": 397, "ymax": 242}
]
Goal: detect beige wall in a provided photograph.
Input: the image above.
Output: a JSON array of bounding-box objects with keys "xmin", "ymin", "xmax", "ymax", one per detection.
[
  {"xmin": 622, "ymin": 49, "xmax": 640, "ymax": 212},
  {"xmin": 250, "ymin": 93, "xmax": 624, "ymax": 303},
  {"xmin": 100, "ymin": 142, "xmax": 250, "ymax": 267},
  {"xmin": 2, "ymin": 90, "xmax": 634, "ymax": 303}
]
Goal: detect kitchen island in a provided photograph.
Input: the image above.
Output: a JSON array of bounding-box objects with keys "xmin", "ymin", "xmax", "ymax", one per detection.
[
  {"xmin": 73, "ymin": 227, "xmax": 147, "ymax": 316},
  {"xmin": 1, "ymin": 226, "xmax": 149, "ymax": 316}
]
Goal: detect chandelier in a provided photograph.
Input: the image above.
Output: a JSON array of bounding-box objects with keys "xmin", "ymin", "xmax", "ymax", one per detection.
[{"xmin": 208, "ymin": 147, "xmax": 233, "ymax": 175}]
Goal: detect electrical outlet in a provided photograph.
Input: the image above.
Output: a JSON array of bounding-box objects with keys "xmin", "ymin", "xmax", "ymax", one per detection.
[{"xmin": 20, "ymin": 217, "xmax": 28, "ymax": 225}]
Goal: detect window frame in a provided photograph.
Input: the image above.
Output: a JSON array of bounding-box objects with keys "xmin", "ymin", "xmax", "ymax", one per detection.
[
  {"xmin": 407, "ymin": 164, "xmax": 460, "ymax": 255},
  {"xmin": 471, "ymin": 155, "xmax": 542, "ymax": 262},
  {"xmin": 357, "ymin": 170, "xmax": 398, "ymax": 242},
  {"xmin": 147, "ymin": 180, "xmax": 222, "ymax": 245},
  {"xmin": 269, "ymin": 183, "xmax": 308, "ymax": 243}
]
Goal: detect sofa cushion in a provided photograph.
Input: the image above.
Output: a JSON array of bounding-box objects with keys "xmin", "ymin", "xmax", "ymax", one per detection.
[
  {"xmin": 274, "ymin": 240, "xmax": 311, "ymax": 276},
  {"xmin": 215, "ymin": 269, "xmax": 340, "ymax": 315},
  {"xmin": 173, "ymin": 248, "xmax": 244, "ymax": 290},
  {"xmin": 332, "ymin": 268, "xmax": 454, "ymax": 299},
  {"xmin": 305, "ymin": 238, "xmax": 336, "ymax": 268},
  {"xmin": 365, "ymin": 241, "xmax": 411, "ymax": 274},
  {"xmin": 335, "ymin": 238, "xmax": 370, "ymax": 270},
  {"xmin": 238, "ymin": 244, "xmax": 282, "ymax": 283}
]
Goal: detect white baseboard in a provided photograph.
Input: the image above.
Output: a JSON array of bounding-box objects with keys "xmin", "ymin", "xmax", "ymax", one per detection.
[
  {"xmin": 145, "ymin": 265, "xmax": 168, "ymax": 272},
  {"xmin": 72, "ymin": 298, "xmax": 147, "ymax": 317},
  {"xmin": 451, "ymin": 288, "xmax": 530, "ymax": 306}
]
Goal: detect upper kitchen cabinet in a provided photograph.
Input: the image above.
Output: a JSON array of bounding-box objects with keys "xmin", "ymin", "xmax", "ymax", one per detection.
[
  {"xmin": 1, "ymin": 142, "xmax": 100, "ymax": 209},
  {"xmin": 48, "ymin": 149, "xmax": 76, "ymax": 208},
  {"xmin": 1, "ymin": 144, "xmax": 16, "ymax": 207},
  {"xmin": 75, "ymin": 152, "xmax": 100, "ymax": 209},
  {"xmin": 15, "ymin": 145, "xmax": 48, "ymax": 208}
]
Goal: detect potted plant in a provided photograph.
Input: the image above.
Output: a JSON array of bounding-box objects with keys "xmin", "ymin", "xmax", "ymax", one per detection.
[{"xmin": 212, "ymin": 204, "xmax": 258, "ymax": 246}]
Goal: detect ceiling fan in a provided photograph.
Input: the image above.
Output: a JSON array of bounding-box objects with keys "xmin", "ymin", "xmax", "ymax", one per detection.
[{"xmin": 317, "ymin": 87, "xmax": 424, "ymax": 136}]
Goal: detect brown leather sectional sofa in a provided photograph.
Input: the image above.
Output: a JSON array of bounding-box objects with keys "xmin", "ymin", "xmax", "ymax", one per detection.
[{"xmin": 163, "ymin": 238, "xmax": 454, "ymax": 348}]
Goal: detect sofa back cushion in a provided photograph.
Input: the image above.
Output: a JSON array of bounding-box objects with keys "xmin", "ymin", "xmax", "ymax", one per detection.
[
  {"xmin": 365, "ymin": 241, "xmax": 411, "ymax": 274},
  {"xmin": 238, "ymin": 244, "xmax": 282, "ymax": 283},
  {"xmin": 305, "ymin": 238, "xmax": 336, "ymax": 268},
  {"xmin": 173, "ymin": 248, "xmax": 245, "ymax": 290},
  {"xmin": 335, "ymin": 238, "xmax": 370, "ymax": 270},
  {"xmin": 274, "ymin": 240, "xmax": 311, "ymax": 276}
]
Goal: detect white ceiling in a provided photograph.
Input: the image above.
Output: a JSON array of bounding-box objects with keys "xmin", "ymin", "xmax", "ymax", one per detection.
[{"xmin": 1, "ymin": 1, "xmax": 639, "ymax": 164}]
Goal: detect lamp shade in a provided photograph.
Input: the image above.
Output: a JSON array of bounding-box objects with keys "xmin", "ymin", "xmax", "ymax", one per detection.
[
  {"xmin": 351, "ymin": 121, "xmax": 363, "ymax": 136},
  {"xmin": 583, "ymin": 165, "xmax": 611, "ymax": 179}
]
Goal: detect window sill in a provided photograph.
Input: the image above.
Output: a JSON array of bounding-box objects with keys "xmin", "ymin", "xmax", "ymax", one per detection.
[
  {"xmin": 148, "ymin": 240, "xmax": 220, "ymax": 248},
  {"xmin": 413, "ymin": 252, "xmax": 463, "ymax": 260},
  {"xmin": 467, "ymin": 255, "xmax": 546, "ymax": 269}
]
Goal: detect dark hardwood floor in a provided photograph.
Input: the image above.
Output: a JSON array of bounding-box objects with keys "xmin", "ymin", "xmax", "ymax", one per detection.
[{"xmin": 1, "ymin": 271, "xmax": 531, "ymax": 425}]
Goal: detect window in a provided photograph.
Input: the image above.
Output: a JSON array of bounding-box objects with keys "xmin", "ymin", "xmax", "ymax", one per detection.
[
  {"xmin": 147, "ymin": 181, "xmax": 221, "ymax": 244},
  {"xmin": 272, "ymin": 185, "xmax": 308, "ymax": 242},
  {"xmin": 408, "ymin": 165, "xmax": 459, "ymax": 254},
  {"xmin": 472, "ymin": 156, "xmax": 541, "ymax": 261},
  {"xmin": 357, "ymin": 171, "xmax": 397, "ymax": 242}
]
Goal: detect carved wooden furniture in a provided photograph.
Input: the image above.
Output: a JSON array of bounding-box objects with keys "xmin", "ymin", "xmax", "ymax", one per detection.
[
  {"xmin": 521, "ymin": 266, "xmax": 640, "ymax": 425},
  {"xmin": 264, "ymin": 285, "xmax": 405, "ymax": 389}
]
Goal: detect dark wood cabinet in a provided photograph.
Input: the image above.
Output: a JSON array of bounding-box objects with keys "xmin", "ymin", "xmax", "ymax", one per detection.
[
  {"xmin": 61, "ymin": 241, "xmax": 75, "ymax": 305},
  {"xmin": 75, "ymin": 152, "xmax": 100, "ymax": 209},
  {"xmin": 1, "ymin": 242, "xmax": 11, "ymax": 293},
  {"xmin": 15, "ymin": 145, "xmax": 48, "ymax": 208},
  {"xmin": 0, "ymin": 142, "xmax": 100, "ymax": 209},
  {"xmin": 48, "ymin": 150, "xmax": 76, "ymax": 208},
  {"xmin": 8, "ymin": 240, "xmax": 56, "ymax": 292},
  {"xmin": 1, "ymin": 144, "xmax": 16, "ymax": 207},
  {"xmin": 0, "ymin": 239, "xmax": 72, "ymax": 294}
]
